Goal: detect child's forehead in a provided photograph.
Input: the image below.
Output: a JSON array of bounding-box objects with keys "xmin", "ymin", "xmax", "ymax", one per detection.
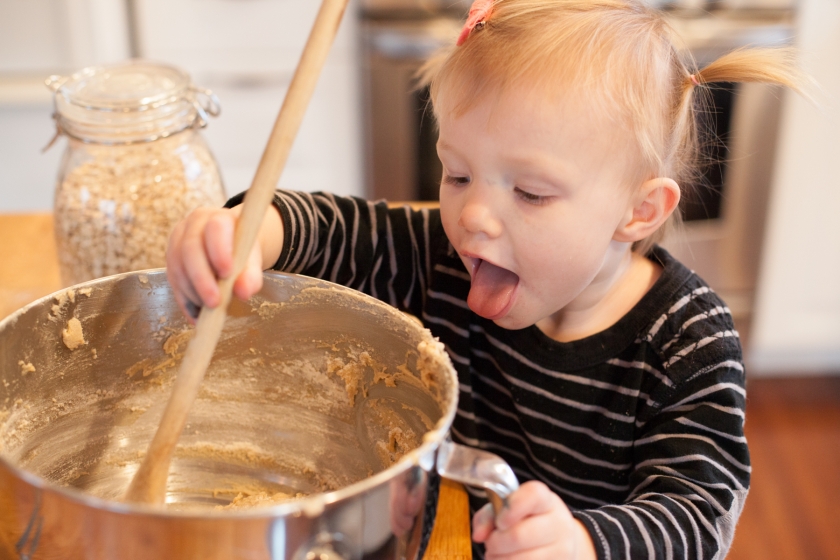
[
  {"xmin": 438, "ymin": 87, "xmax": 638, "ymax": 179},
  {"xmin": 435, "ymin": 78, "xmax": 648, "ymax": 191},
  {"xmin": 435, "ymin": 78, "xmax": 624, "ymax": 137}
]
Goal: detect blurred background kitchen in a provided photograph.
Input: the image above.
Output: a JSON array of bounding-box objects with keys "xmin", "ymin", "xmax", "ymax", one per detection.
[{"xmin": 0, "ymin": 0, "xmax": 837, "ymax": 557}]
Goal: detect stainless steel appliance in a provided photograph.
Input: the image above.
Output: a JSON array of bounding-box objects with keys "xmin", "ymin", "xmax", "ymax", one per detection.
[{"xmin": 360, "ymin": 1, "xmax": 468, "ymax": 202}]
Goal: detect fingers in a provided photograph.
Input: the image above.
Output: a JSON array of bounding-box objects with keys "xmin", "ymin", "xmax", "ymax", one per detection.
[
  {"xmin": 204, "ymin": 212, "xmax": 235, "ymax": 280},
  {"xmin": 167, "ymin": 204, "xmax": 277, "ymax": 323},
  {"xmin": 484, "ymin": 509, "xmax": 573, "ymax": 558},
  {"xmin": 167, "ymin": 216, "xmax": 206, "ymax": 322},
  {"xmin": 495, "ymin": 481, "xmax": 568, "ymax": 532},
  {"xmin": 477, "ymin": 482, "xmax": 578, "ymax": 560},
  {"xmin": 232, "ymin": 242, "xmax": 265, "ymax": 301},
  {"xmin": 179, "ymin": 209, "xmax": 224, "ymax": 308},
  {"xmin": 472, "ymin": 503, "xmax": 496, "ymax": 543},
  {"xmin": 166, "ymin": 207, "xmax": 252, "ymax": 318}
]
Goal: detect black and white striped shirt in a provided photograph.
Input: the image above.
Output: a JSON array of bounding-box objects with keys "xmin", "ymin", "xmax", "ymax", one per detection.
[{"xmin": 234, "ymin": 191, "xmax": 750, "ymax": 560}]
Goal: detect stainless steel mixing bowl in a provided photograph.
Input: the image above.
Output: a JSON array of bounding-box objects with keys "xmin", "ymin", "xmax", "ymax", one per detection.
[{"xmin": 0, "ymin": 270, "xmax": 517, "ymax": 560}]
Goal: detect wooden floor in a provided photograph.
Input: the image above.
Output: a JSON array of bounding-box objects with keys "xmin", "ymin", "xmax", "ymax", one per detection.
[{"xmin": 726, "ymin": 375, "xmax": 840, "ymax": 560}]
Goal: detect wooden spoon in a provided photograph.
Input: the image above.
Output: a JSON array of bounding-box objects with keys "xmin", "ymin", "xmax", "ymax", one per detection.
[{"xmin": 124, "ymin": 0, "xmax": 351, "ymax": 505}]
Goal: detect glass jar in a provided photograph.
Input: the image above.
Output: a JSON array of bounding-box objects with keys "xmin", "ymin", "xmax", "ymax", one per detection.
[{"xmin": 46, "ymin": 60, "xmax": 226, "ymax": 286}]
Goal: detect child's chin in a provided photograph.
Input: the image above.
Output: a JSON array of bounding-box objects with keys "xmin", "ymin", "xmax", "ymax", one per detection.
[{"xmin": 490, "ymin": 313, "xmax": 531, "ymax": 331}]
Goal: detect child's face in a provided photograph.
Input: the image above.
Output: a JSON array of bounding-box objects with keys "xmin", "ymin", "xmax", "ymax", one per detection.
[{"xmin": 437, "ymin": 87, "xmax": 639, "ymax": 331}]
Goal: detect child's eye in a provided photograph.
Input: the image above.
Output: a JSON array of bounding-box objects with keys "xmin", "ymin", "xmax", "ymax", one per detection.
[
  {"xmin": 514, "ymin": 187, "xmax": 548, "ymax": 205},
  {"xmin": 442, "ymin": 174, "xmax": 470, "ymax": 186}
]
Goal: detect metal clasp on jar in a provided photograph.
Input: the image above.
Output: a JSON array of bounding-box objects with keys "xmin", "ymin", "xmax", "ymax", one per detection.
[
  {"xmin": 191, "ymin": 86, "xmax": 222, "ymax": 128},
  {"xmin": 42, "ymin": 74, "xmax": 70, "ymax": 152}
]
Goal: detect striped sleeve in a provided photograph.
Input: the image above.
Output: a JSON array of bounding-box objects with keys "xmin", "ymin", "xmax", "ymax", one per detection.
[
  {"xmin": 575, "ymin": 364, "xmax": 749, "ymax": 560},
  {"xmin": 574, "ymin": 288, "xmax": 749, "ymax": 560},
  {"xmin": 266, "ymin": 190, "xmax": 440, "ymax": 317}
]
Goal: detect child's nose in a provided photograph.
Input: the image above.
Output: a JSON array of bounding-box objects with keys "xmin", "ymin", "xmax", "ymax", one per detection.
[{"xmin": 458, "ymin": 188, "xmax": 503, "ymax": 238}]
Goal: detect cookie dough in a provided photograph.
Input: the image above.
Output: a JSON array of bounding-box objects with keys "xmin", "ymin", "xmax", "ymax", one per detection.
[
  {"xmin": 62, "ymin": 317, "xmax": 87, "ymax": 350},
  {"xmin": 18, "ymin": 361, "xmax": 35, "ymax": 376}
]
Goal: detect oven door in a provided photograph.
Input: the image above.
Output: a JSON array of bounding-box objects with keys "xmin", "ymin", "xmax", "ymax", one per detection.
[{"xmin": 362, "ymin": 17, "xmax": 460, "ymax": 201}]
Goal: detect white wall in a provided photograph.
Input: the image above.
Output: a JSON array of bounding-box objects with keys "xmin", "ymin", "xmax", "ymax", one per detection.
[
  {"xmin": 749, "ymin": 0, "xmax": 840, "ymax": 374},
  {"xmin": 133, "ymin": 0, "xmax": 364, "ymax": 199},
  {"xmin": 0, "ymin": 0, "xmax": 131, "ymax": 212}
]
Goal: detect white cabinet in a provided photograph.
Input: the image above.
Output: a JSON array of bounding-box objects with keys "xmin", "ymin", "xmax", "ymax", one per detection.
[
  {"xmin": 0, "ymin": 0, "xmax": 131, "ymax": 212},
  {"xmin": 134, "ymin": 0, "xmax": 335, "ymax": 75},
  {"xmin": 0, "ymin": 0, "xmax": 130, "ymax": 74},
  {"xmin": 749, "ymin": 0, "xmax": 840, "ymax": 375},
  {"xmin": 132, "ymin": 0, "xmax": 364, "ymax": 198}
]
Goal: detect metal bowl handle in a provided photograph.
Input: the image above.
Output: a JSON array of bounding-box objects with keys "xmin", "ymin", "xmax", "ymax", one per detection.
[{"xmin": 435, "ymin": 438, "xmax": 520, "ymax": 516}]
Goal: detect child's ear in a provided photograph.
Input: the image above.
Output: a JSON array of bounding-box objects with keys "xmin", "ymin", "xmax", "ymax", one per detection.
[{"xmin": 613, "ymin": 177, "xmax": 680, "ymax": 243}]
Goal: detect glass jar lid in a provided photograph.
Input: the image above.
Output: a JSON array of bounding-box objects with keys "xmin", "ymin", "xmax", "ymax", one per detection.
[
  {"xmin": 55, "ymin": 60, "xmax": 191, "ymax": 111},
  {"xmin": 46, "ymin": 60, "xmax": 219, "ymax": 145}
]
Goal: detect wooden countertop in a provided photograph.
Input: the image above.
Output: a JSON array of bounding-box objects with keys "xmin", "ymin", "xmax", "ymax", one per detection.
[
  {"xmin": 0, "ymin": 213, "xmax": 62, "ymax": 320},
  {"xmin": 0, "ymin": 212, "xmax": 471, "ymax": 559}
]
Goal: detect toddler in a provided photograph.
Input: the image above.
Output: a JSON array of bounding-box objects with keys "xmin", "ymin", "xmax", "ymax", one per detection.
[{"xmin": 167, "ymin": 0, "xmax": 803, "ymax": 558}]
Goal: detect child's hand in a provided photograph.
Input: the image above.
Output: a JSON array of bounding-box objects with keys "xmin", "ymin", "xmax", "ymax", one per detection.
[
  {"xmin": 166, "ymin": 206, "xmax": 283, "ymax": 321},
  {"xmin": 472, "ymin": 481, "xmax": 597, "ymax": 560}
]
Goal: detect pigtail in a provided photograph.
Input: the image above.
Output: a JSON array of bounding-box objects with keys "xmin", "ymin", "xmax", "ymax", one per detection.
[
  {"xmin": 692, "ymin": 46, "xmax": 806, "ymax": 94},
  {"xmin": 673, "ymin": 46, "xmax": 806, "ymax": 181},
  {"xmin": 635, "ymin": 45, "xmax": 810, "ymax": 255},
  {"xmin": 638, "ymin": 46, "xmax": 807, "ymax": 255}
]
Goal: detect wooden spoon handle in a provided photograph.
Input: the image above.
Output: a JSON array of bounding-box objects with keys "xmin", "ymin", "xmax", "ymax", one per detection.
[{"xmin": 124, "ymin": 0, "xmax": 351, "ymax": 505}]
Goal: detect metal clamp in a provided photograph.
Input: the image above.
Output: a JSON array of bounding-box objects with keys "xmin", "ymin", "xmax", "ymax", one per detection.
[
  {"xmin": 42, "ymin": 76, "xmax": 69, "ymax": 152},
  {"xmin": 191, "ymin": 86, "xmax": 222, "ymax": 128}
]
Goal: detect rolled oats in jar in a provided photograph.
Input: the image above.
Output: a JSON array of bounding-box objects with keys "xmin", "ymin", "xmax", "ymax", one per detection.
[{"xmin": 47, "ymin": 60, "xmax": 226, "ymax": 286}]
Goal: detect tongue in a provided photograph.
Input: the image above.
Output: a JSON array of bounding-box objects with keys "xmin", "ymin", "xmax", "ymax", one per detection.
[{"xmin": 467, "ymin": 260, "xmax": 519, "ymax": 319}]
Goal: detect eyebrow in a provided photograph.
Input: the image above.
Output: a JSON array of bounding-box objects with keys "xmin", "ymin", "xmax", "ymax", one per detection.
[
  {"xmin": 437, "ymin": 140, "xmax": 573, "ymax": 190},
  {"xmin": 507, "ymin": 154, "xmax": 574, "ymax": 187}
]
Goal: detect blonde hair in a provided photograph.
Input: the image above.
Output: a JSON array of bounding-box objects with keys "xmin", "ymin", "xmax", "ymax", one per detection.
[{"xmin": 420, "ymin": 0, "xmax": 804, "ymax": 254}]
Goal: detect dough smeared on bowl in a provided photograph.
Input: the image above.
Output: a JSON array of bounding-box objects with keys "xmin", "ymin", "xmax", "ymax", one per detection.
[
  {"xmin": 18, "ymin": 361, "xmax": 35, "ymax": 376},
  {"xmin": 62, "ymin": 317, "xmax": 86, "ymax": 350}
]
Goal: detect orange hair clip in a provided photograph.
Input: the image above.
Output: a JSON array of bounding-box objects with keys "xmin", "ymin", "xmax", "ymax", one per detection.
[{"xmin": 457, "ymin": 0, "xmax": 494, "ymax": 46}]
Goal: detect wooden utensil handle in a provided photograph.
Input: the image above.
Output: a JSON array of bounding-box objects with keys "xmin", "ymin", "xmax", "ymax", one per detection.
[
  {"xmin": 123, "ymin": 282, "xmax": 231, "ymax": 503},
  {"xmin": 232, "ymin": 0, "xmax": 350, "ymax": 276},
  {"xmin": 124, "ymin": 0, "xmax": 351, "ymax": 505}
]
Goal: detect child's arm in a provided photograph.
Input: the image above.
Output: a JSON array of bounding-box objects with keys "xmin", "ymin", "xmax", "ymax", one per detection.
[
  {"xmin": 239, "ymin": 190, "xmax": 443, "ymax": 316},
  {"xmin": 574, "ymin": 360, "xmax": 750, "ymax": 560},
  {"xmin": 167, "ymin": 190, "xmax": 442, "ymax": 320},
  {"xmin": 473, "ymin": 357, "xmax": 748, "ymax": 560}
]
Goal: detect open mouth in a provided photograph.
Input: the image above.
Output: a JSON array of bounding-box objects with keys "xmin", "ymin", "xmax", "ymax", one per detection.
[{"xmin": 467, "ymin": 258, "xmax": 520, "ymax": 320}]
